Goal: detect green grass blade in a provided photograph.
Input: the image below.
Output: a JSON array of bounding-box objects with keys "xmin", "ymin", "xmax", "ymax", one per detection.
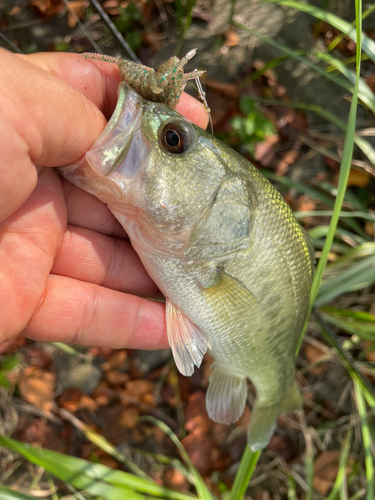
[
  {"xmin": 315, "ymin": 312, "xmax": 375, "ymax": 413},
  {"xmin": 233, "ymin": 21, "xmax": 375, "ymax": 113},
  {"xmin": 354, "ymin": 380, "xmax": 374, "ymax": 500},
  {"xmin": 0, "ymin": 436, "xmax": 197, "ymax": 500},
  {"xmin": 287, "ymin": 476, "xmax": 297, "ymax": 500},
  {"xmin": 315, "ymin": 254, "xmax": 375, "ymax": 306},
  {"xmin": 304, "ymin": 431, "xmax": 314, "ymax": 500},
  {"xmin": 0, "ymin": 487, "xmax": 39, "ymax": 500},
  {"xmin": 320, "ymin": 307, "xmax": 375, "ymax": 340},
  {"xmin": 313, "ymin": 51, "xmax": 375, "ymax": 113},
  {"xmin": 228, "ymin": 446, "xmax": 261, "ymax": 500},
  {"xmin": 252, "ymin": 96, "xmax": 375, "ymax": 166},
  {"xmin": 296, "ymin": 0, "xmax": 363, "ymax": 352},
  {"xmin": 326, "ymin": 428, "xmax": 352, "ymax": 500},
  {"xmin": 58, "ymin": 408, "xmax": 148, "ymax": 478},
  {"xmin": 327, "ymin": 3, "xmax": 375, "ymax": 51},
  {"xmin": 261, "ymin": 0, "xmax": 375, "ymax": 65},
  {"xmin": 294, "ymin": 211, "xmax": 375, "ymax": 223},
  {"xmin": 140, "ymin": 417, "xmax": 213, "ymax": 500}
]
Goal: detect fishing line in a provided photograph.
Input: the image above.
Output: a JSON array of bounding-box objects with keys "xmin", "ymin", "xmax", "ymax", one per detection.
[
  {"xmin": 0, "ymin": 32, "xmax": 23, "ymax": 54},
  {"xmin": 62, "ymin": 0, "xmax": 103, "ymax": 54},
  {"xmin": 195, "ymin": 76, "xmax": 214, "ymax": 135}
]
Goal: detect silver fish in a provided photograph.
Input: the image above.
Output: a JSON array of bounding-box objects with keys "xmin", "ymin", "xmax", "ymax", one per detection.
[{"xmin": 59, "ymin": 79, "xmax": 314, "ymax": 451}]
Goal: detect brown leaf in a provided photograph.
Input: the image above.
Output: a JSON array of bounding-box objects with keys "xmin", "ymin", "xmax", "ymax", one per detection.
[
  {"xmin": 224, "ymin": 28, "xmax": 240, "ymax": 47},
  {"xmin": 205, "ymin": 80, "xmax": 240, "ymax": 99},
  {"xmin": 29, "ymin": 0, "xmax": 64, "ymax": 18},
  {"xmin": 347, "ymin": 168, "xmax": 370, "ymax": 188},
  {"xmin": 18, "ymin": 367, "xmax": 55, "ymax": 413},
  {"xmin": 57, "ymin": 388, "xmax": 97, "ymax": 412},
  {"xmin": 164, "ymin": 468, "xmax": 189, "ymax": 491},
  {"xmin": 124, "ymin": 379, "xmax": 154, "ymax": 400},
  {"xmin": 102, "ymin": 350, "xmax": 128, "ymax": 371},
  {"xmin": 365, "ymin": 221, "xmax": 374, "ymax": 237},
  {"xmin": 305, "ymin": 343, "xmax": 326, "ymax": 375},
  {"xmin": 313, "ymin": 450, "xmax": 353, "ymax": 495},
  {"xmin": 366, "ymin": 73, "xmax": 375, "ymax": 93},
  {"xmin": 102, "ymin": 0, "xmax": 120, "ymax": 16},
  {"xmin": 181, "ymin": 432, "xmax": 217, "ymax": 476},
  {"xmin": 364, "ymin": 341, "xmax": 375, "ymax": 362},
  {"xmin": 254, "ymin": 492, "xmax": 272, "ymax": 500},
  {"xmin": 67, "ymin": 0, "xmax": 86, "ymax": 27},
  {"xmin": 118, "ymin": 406, "xmax": 140, "ymax": 428},
  {"xmin": 106, "ymin": 370, "xmax": 129, "ymax": 386},
  {"xmin": 185, "ymin": 391, "xmax": 211, "ymax": 434}
]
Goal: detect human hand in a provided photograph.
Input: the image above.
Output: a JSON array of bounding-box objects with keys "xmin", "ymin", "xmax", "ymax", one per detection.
[{"xmin": 0, "ymin": 48, "xmax": 208, "ymax": 353}]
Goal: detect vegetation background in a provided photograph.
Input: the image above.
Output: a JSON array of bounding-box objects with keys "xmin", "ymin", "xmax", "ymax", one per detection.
[{"xmin": 0, "ymin": 0, "xmax": 374, "ymax": 499}]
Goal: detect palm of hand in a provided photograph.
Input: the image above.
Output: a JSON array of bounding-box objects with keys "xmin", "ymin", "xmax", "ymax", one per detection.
[{"xmin": 0, "ymin": 49, "xmax": 208, "ymax": 352}]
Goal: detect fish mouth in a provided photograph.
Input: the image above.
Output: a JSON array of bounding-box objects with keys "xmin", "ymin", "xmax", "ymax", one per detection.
[{"xmin": 85, "ymin": 83, "xmax": 147, "ymax": 179}]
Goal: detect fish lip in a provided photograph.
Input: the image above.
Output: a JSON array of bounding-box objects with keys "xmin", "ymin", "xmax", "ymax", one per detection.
[{"xmin": 85, "ymin": 83, "xmax": 144, "ymax": 178}]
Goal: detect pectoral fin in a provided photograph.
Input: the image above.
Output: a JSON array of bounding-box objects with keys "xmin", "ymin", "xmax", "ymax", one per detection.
[
  {"xmin": 206, "ymin": 364, "xmax": 247, "ymax": 424},
  {"xmin": 166, "ymin": 300, "xmax": 207, "ymax": 377},
  {"xmin": 201, "ymin": 269, "xmax": 259, "ymax": 324}
]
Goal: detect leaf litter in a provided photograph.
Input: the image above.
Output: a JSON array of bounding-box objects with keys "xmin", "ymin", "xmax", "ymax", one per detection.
[{"xmin": 0, "ymin": 1, "xmax": 375, "ymax": 499}]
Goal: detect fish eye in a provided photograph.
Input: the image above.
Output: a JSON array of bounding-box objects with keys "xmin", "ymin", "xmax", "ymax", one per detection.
[{"xmin": 160, "ymin": 121, "xmax": 193, "ymax": 154}]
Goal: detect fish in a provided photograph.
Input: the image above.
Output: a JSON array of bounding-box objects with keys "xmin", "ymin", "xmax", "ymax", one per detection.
[{"xmin": 58, "ymin": 53, "xmax": 315, "ymax": 451}]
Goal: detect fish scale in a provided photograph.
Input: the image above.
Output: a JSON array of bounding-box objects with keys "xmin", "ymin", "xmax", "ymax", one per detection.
[{"xmin": 59, "ymin": 52, "xmax": 314, "ymax": 451}]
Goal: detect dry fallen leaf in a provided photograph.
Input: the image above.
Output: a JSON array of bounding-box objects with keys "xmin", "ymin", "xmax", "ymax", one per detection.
[
  {"xmin": 102, "ymin": 350, "xmax": 128, "ymax": 371},
  {"xmin": 124, "ymin": 379, "xmax": 155, "ymax": 400},
  {"xmin": 305, "ymin": 343, "xmax": 326, "ymax": 375},
  {"xmin": 29, "ymin": 0, "xmax": 64, "ymax": 17},
  {"xmin": 67, "ymin": 0, "xmax": 86, "ymax": 27},
  {"xmin": 106, "ymin": 370, "xmax": 129, "ymax": 386},
  {"xmin": 224, "ymin": 28, "xmax": 240, "ymax": 47},
  {"xmin": 181, "ymin": 432, "xmax": 217, "ymax": 476},
  {"xmin": 313, "ymin": 450, "xmax": 353, "ymax": 495},
  {"xmin": 184, "ymin": 391, "xmax": 211, "ymax": 434},
  {"xmin": 118, "ymin": 406, "xmax": 141, "ymax": 428},
  {"xmin": 347, "ymin": 168, "xmax": 370, "ymax": 188},
  {"xmin": 18, "ymin": 366, "xmax": 55, "ymax": 413},
  {"xmin": 164, "ymin": 468, "xmax": 189, "ymax": 491},
  {"xmin": 364, "ymin": 341, "xmax": 375, "ymax": 362}
]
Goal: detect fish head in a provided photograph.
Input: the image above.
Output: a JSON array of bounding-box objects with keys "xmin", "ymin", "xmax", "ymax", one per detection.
[{"xmin": 59, "ymin": 83, "xmax": 229, "ymax": 251}]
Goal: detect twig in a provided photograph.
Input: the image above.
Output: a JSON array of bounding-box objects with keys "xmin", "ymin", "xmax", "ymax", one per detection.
[{"xmin": 89, "ymin": 0, "xmax": 141, "ymax": 63}]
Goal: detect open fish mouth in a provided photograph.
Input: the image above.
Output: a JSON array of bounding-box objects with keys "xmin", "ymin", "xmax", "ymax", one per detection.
[
  {"xmin": 86, "ymin": 84, "xmax": 146, "ymax": 180},
  {"xmin": 58, "ymin": 83, "xmax": 152, "ymax": 202}
]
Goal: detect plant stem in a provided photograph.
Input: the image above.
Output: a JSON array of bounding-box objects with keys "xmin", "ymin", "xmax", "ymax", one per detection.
[{"xmin": 228, "ymin": 446, "xmax": 260, "ymax": 500}]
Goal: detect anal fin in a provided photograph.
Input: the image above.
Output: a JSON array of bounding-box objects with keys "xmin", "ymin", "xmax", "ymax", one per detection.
[
  {"xmin": 166, "ymin": 300, "xmax": 207, "ymax": 377},
  {"xmin": 206, "ymin": 364, "xmax": 247, "ymax": 424}
]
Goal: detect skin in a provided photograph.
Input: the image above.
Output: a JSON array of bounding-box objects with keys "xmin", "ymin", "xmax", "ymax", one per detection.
[{"xmin": 0, "ymin": 48, "xmax": 209, "ymax": 354}]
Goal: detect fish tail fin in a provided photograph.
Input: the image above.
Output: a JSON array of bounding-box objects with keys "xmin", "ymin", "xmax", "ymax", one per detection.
[{"xmin": 248, "ymin": 380, "xmax": 302, "ymax": 452}]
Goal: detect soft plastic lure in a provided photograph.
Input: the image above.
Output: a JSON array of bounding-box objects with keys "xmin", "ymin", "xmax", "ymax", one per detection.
[{"xmin": 84, "ymin": 49, "xmax": 205, "ymax": 109}]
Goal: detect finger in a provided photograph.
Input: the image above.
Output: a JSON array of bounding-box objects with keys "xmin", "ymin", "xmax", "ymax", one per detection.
[
  {"xmin": 0, "ymin": 112, "xmax": 38, "ymax": 221},
  {"xmin": 61, "ymin": 178, "xmax": 127, "ymax": 238},
  {"xmin": 176, "ymin": 92, "xmax": 209, "ymax": 130},
  {"xmin": 1, "ymin": 49, "xmax": 107, "ymax": 167},
  {"xmin": 52, "ymin": 225, "xmax": 161, "ymax": 297},
  {"xmin": 24, "ymin": 274, "xmax": 168, "ymax": 350},
  {"xmin": 0, "ymin": 168, "xmax": 66, "ymax": 345}
]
